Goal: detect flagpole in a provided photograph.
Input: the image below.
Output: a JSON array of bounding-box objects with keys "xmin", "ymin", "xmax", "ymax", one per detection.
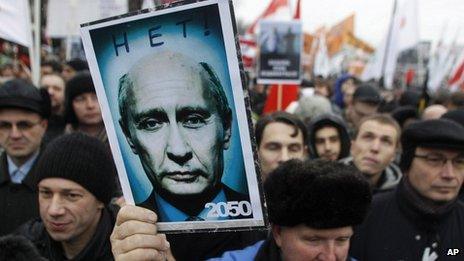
[
  {"xmin": 31, "ymin": 0, "xmax": 41, "ymax": 86},
  {"xmin": 380, "ymin": 0, "xmax": 397, "ymax": 89},
  {"xmin": 277, "ymin": 84, "xmax": 283, "ymax": 111}
]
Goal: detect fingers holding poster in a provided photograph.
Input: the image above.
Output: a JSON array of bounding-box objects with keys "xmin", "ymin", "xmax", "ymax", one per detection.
[
  {"xmin": 80, "ymin": 0, "xmax": 266, "ymax": 233},
  {"xmin": 258, "ymin": 20, "xmax": 303, "ymax": 84}
]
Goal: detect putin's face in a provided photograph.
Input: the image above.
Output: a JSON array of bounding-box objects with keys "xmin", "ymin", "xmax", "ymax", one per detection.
[{"xmin": 122, "ymin": 56, "xmax": 231, "ymax": 196}]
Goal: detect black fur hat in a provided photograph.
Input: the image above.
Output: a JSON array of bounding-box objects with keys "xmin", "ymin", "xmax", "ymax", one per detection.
[
  {"xmin": 264, "ymin": 159, "xmax": 372, "ymax": 229},
  {"xmin": 0, "ymin": 235, "xmax": 46, "ymax": 261}
]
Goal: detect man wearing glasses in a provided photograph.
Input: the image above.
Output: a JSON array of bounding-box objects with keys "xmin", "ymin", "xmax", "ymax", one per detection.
[
  {"xmin": 0, "ymin": 79, "xmax": 50, "ymax": 235},
  {"xmin": 350, "ymin": 119, "xmax": 464, "ymax": 261}
]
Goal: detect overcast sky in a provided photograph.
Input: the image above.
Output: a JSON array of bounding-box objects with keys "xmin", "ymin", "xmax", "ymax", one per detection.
[{"xmin": 233, "ymin": 0, "xmax": 464, "ymax": 47}]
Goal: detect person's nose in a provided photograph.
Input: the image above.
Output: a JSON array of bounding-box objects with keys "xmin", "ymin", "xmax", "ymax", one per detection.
[
  {"xmin": 319, "ymin": 242, "xmax": 337, "ymax": 261},
  {"xmin": 324, "ymin": 140, "xmax": 332, "ymax": 152},
  {"xmin": 370, "ymin": 139, "xmax": 381, "ymax": 153},
  {"xmin": 166, "ymin": 124, "xmax": 192, "ymax": 165},
  {"xmin": 9, "ymin": 124, "xmax": 22, "ymax": 139},
  {"xmin": 85, "ymin": 97, "xmax": 96, "ymax": 108},
  {"xmin": 279, "ymin": 148, "xmax": 290, "ymax": 163},
  {"xmin": 48, "ymin": 195, "xmax": 66, "ymax": 217},
  {"xmin": 440, "ymin": 160, "xmax": 456, "ymax": 180}
]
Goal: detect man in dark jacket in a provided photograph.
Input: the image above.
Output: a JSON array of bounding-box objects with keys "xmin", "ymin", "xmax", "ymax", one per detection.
[
  {"xmin": 350, "ymin": 119, "xmax": 464, "ymax": 260},
  {"xmin": 211, "ymin": 159, "xmax": 372, "ymax": 260},
  {"xmin": 16, "ymin": 133, "xmax": 118, "ymax": 260},
  {"xmin": 307, "ymin": 113, "xmax": 350, "ymax": 161},
  {"xmin": 0, "ymin": 79, "xmax": 50, "ymax": 235}
]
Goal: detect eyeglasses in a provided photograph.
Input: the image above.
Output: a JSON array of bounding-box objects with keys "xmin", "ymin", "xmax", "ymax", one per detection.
[
  {"xmin": 0, "ymin": 120, "xmax": 42, "ymax": 132},
  {"xmin": 414, "ymin": 154, "xmax": 464, "ymax": 170}
]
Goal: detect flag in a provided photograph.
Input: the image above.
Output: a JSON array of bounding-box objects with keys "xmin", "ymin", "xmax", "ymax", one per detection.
[
  {"xmin": 239, "ymin": 36, "xmax": 257, "ymax": 69},
  {"xmin": 142, "ymin": 0, "xmax": 155, "ymax": 9},
  {"xmin": 313, "ymin": 32, "xmax": 330, "ymax": 77},
  {"xmin": 294, "ymin": 0, "xmax": 301, "ymax": 19},
  {"xmin": 326, "ymin": 14, "xmax": 355, "ymax": 56},
  {"xmin": 263, "ymin": 84, "xmax": 299, "ymax": 114},
  {"xmin": 246, "ymin": 0, "xmax": 289, "ymax": 35},
  {"xmin": 362, "ymin": 0, "xmax": 419, "ymax": 88},
  {"xmin": 0, "ymin": 0, "xmax": 32, "ymax": 47},
  {"xmin": 448, "ymin": 50, "xmax": 464, "ymax": 89}
]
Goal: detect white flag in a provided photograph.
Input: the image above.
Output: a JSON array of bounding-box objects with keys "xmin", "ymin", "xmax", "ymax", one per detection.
[
  {"xmin": 313, "ymin": 33, "xmax": 330, "ymax": 77},
  {"xmin": 361, "ymin": 0, "xmax": 419, "ymax": 88},
  {"xmin": 142, "ymin": 0, "xmax": 155, "ymax": 9},
  {"xmin": 0, "ymin": 0, "xmax": 32, "ymax": 47}
]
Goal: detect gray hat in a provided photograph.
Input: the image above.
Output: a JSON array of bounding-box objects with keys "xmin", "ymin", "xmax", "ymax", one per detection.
[
  {"xmin": 0, "ymin": 79, "xmax": 51, "ymax": 118},
  {"xmin": 353, "ymin": 84, "xmax": 381, "ymax": 104}
]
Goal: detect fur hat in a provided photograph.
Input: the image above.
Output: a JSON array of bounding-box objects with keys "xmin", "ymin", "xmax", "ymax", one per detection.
[
  {"xmin": 265, "ymin": 159, "xmax": 372, "ymax": 229},
  {"xmin": 34, "ymin": 133, "xmax": 116, "ymax": 205},
  {"xmin": 400, "ymin": 119, "xmax": 464, "ymax": 171},
  {"xmin": 64, "ymin": 71, "xmax": 95, "ymax": 125},
  {"xmin": 0, "ymin": 79, "xmax": 51, "ymax": 118},
  {"xmin": 0, "ymin": 235, "xmax": 46, "ymax": 261}
]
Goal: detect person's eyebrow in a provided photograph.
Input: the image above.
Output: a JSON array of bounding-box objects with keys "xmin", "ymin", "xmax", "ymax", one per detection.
[
  {"xmin": 176, "ymin": 106, "xmax": 211, "ymax": 120},
  {"xmin": 132, "ymin": 108, "xmax": 167, "ymax": 124}
]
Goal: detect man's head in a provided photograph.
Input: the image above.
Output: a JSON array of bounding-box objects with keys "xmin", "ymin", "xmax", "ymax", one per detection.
[
  {"xmin": 118, "ymin": 51, "xmax": 232, "ymax": 196},
  {"xmin": 265, "ymin": 159, "xmax": 372, "ymax": 261},
  {"xmin": 308, "ymin": 113, "xmax": 350, "ymax": 161},
  {"xmin": 400, "ymin": 119, "xmax": 464, "ymax": 202},
  {"xmin": 41, "ymin": 73, "xmax": 65, "ymax": 115},
  {"xmin": 62, "ymin": 58, "xmax": 88, "ymax": 82},
  {"xmin": 347, "ymin": 84, "xmax": 381, "ymax": 128},
  {"xmin": 422, "ymin": 104, "xmax": 447, "ymax": 120},
  {"xmin": 34, "ymin": 133, "xmax": 116, "ymax": 244},
  {"xmin": 351, "ymin": 114, "xmax": 400, "ymax": 184},
  {"xmin": 41, "ymin": 60, "xmax": 62, "ymax": 76},
  {"xmin": 255, "ymin": 112, "xmax": 307, "ymax": 180},
  {"xmin": 0, "ymin": 79, "xmax": 50, "ymax": 165},
  {"xmin": 314, "ymin": 75, "xmax": 331, "ymax": 98},
  {"xmin": 64, "ymin": 71, "xmax": 102, "ymax": 128}
]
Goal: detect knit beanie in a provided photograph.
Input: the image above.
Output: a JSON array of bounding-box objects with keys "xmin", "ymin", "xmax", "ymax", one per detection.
[
  {"xmin": 64, "ymin": 71, "xmax": 95, "ymax": 125},
  {"xmin": 0, "ymin": 79, "xmax": 51, "ymax": 118},
  {"xmin": 34, "ymin": 133, "xmax": 116, "ymax": 204},
  {"xmin": 400, "ymin": 119, "xmax": 464, "ymax": 171},
  {"xmin": 66, "ymin": 58, "xmax": 88, "ymax": 72}
]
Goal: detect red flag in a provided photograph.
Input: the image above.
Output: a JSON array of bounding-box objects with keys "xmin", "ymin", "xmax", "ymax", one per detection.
[
  {"xmin": 246, "ymin": 0, "xmax": 289, "ymax": 35},
  {"xmin": 263, "ymin": 84, "xmax": 299, "ymax": 114},
  {"xmin": 448, "ymin": 58, "xmax": 464, "ymax": 87},
  {"xmin": 294, "ymin": 0, "xmax": 301, "ymax": 19}
]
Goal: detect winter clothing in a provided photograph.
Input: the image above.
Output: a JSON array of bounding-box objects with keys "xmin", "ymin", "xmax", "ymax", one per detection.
[
  {"xmin": 307, "ymin": 113, "xmax": 351, "ymax": 160},
  {"xmin": 353, "ymin": 84, "xmax": 381, "ymax": 105},
  {"xmin": 33, "ymin": 133, "xmax": 116, "ymax": 205},
  {"xmin": 340, "ymin": 156, "xmax": 402, "ymax": 193},
  {"xmin": 293, "ymin": 95, "xmax": 333, "ymax": 124},
  {"xmin": 64, "ymin": 71, "xmax": 95, "ymax": 126},
  {"xmin": 0, "ymin": 152, "xmax": 40, "ymax": 236},
  {"xmin": 350, "ymin": 179, "xmax": 464, "ymax": 260},
  {"xmin": 16, "ymin": 205, "xmax": 117, "ymax": 261},
  {"xmin": 0, "ymin": 79, "xmax": 51, "ymax": 118},
  {"xmin": 400, "ymin": 119, "xmax": 464, "ymax": 171},
  {"xmin": 0, "ymin": 235, "xmax": 46, "ymax": 261}
]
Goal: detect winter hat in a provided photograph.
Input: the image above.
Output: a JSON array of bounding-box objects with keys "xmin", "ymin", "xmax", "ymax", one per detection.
[
  {"xmin": 353, "ymin": 84, "xmax": 381, "ymax": 105},
  {"xmin": 0, "ymin": 79, "xmax": 51, "ymax": 118},
  {"xmin": 34, "ymin": 133, "xmax": 116, "ymax": 204},
  {"xmin": 391, "ymin": 106, "xmax": 419, "ymax": 128},
  {"xmin": 64, "ymin": 71, "xmax": 95, "ymax": 125},
  {"xmin": 293, "ymin": 95, "xmax": 332, "ymax": 124},
  {"xmin": 265, "ymin": 159, "xmax": 372, "ymax": 229},
  {"xmin": 65, "ymin": 58, "xmax": 88, "ymax": 72},
  {"xmin": 441, "ymin": 109, "xmax": 464, "ymax": 127},
  {"xmin": 400, "ymin": 119, "xmax": 464, "ymax": 171}
]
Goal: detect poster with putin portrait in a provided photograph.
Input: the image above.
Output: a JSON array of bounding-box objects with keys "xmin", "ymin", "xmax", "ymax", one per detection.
[{"xmin": 80, "ymin": 0, "xmax": 267, "ymax": 233}]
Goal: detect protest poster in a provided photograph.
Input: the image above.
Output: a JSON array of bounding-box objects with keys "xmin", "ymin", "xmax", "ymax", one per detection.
[
  {"xmin": 80, "ymin": 0, "xmax": 267, "ymax": 233},
  {"xmin": 258, "ymin": 20, "xmax": 303, "ymax": 84}
]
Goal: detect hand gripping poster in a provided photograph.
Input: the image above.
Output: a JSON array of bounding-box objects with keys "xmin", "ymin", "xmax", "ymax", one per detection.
[{"xmin": 80, "ymin": 0, "xmax": 267, "ymax": 233}]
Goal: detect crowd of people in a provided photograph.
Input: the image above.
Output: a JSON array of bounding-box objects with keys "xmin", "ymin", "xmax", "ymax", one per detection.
[{"xmin": 1, "ymin": 44, "xmax": 464, "ymax": 260}]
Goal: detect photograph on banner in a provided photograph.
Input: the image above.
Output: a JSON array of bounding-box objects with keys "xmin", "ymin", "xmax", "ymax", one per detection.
[
  {"xmin": 258, "ymin": 20, "xmax": 303, "ymax": 84},
  {"xmin": 80, "ymin": 0, "xmax": 266, "ymax": 233}
]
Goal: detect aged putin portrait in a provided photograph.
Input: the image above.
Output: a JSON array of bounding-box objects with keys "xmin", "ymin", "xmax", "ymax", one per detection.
[{"xmin": 117, "ymin": 51, "xmax": 250, "ymax": 222}]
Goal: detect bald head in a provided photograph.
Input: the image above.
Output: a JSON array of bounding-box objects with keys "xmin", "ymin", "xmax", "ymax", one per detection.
[{"xmin": 422, "ymin": 104, "xmax": 447, "ymax": 120}]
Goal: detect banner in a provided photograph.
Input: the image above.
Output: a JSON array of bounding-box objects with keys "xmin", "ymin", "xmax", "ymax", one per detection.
[
  {"xmin": 47, "ymin": 0, "xmax": 128, "ymax": 38},
  {"xmin": 81, "ymin": 0, "xmax": 267, "ymax": 233},
  {"xmin": 257, "ymin": 20, "xmax": 302, "ymax": 84},
  {"xmin": 0, "ymin": 0, "xmax": 32, "ymax": 47}
]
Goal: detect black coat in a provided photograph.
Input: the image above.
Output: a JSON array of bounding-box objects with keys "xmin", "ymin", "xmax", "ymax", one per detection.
[
  {"xmin": 350, "ymin": 186, "xmax": 464, "ymax": 260},
  {"xmin": 0, "ymin": 152, "xmax": 40, "ymax": 236},
  {"xmin": 15, "ymin": 205, "xmax": 117, "ymax": 261}
]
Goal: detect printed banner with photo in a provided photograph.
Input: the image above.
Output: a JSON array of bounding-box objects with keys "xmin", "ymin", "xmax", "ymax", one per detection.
[
  {"xmin": 258, "ymin": 20, "xmax": 303, "ymax": 84},
  {"xmin": 80, "ymin": 0, "xmax": 267, "ymax": 233}
]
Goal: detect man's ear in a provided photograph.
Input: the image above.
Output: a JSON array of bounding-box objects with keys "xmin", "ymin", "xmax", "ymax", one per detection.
[
  {"xmin": 222, "ymin": 111, "xmax": 232, "ymax": 150},
  {"xmin": 272, "ymin": 224, "xmax": 283, "ymax": 247},
  {"xmin": 119, "ymin": 119, "xmax": 138, "ymax": 155}
]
